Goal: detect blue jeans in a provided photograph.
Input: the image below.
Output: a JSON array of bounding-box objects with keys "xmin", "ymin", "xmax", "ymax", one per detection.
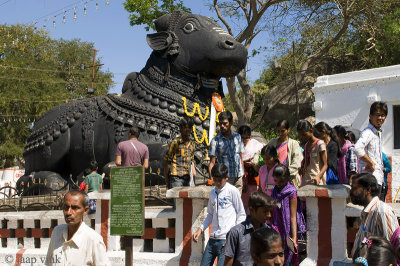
[{"xmin": 200, "ymin": 238, "xmax": 225, "ymax": 266}]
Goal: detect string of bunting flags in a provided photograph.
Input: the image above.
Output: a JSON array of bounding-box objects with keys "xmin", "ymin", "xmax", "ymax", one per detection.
[
  {"xmin": 32, "ymin": 0, "xmax": 110, "ymax": 30},
  {"xmin": 0, "ymin": 0, "xmax": 111, "ymax": 54}
]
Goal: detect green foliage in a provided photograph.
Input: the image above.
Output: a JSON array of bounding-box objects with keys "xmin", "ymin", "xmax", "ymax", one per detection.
[
  {"xmin": 253, "ymin": 0, "xmax": 400, "ymax": 125},
  {"xmin": 254, "ymin": 125, "xmax": 278, "ymax": 143},
  {"xmin": 254, "ymin": 123, "xmax": 299, "ymax": 143},
  {"xmin": 123, "ymin": 0, "xmax": 191, "ymax": 31},
  {"xmin": 0, "ymin": 24, "xmax": 113, "ymax": 163},
  {"xmin": 221, "ymin": 93, "xmax": 234, "ymax": 113}
]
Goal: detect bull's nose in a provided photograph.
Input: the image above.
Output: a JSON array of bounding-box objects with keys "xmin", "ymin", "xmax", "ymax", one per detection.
[{"xmin": 218, "ymin": 39, "xmax": 235, "ymax": 50}]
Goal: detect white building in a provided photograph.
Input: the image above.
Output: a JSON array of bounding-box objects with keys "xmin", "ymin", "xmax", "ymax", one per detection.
[{"xmin": 312, "ymin": 64, "xmax": 400, "ymax": 200}]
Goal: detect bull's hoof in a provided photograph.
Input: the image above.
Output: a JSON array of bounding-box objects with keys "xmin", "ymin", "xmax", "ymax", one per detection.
[{"xmin": 16, "ymin": 171, "xmax": 67, "ymax": 195}]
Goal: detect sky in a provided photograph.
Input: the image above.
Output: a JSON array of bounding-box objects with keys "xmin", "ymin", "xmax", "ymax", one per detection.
[{"xmin": 0, "ymin": 0, "xmax": 269, "ymax": 94}]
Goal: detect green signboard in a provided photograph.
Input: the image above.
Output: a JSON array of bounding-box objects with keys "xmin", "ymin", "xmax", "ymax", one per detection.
[{"xmin": 110, "ymin": 166, "xmax": 144, "ymax": 236}]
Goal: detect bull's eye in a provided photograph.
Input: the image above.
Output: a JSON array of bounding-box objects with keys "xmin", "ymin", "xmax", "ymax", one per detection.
[{"xmin": 183, "ymin": 22, "xmax": 195, "ymax": 33}]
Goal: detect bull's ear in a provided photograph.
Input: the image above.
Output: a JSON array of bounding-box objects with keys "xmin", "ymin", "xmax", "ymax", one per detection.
[
  {"xmin": 154, "ymin": 14, "xmax": 170, "ymax": 32},
  {"xmin": 146, "ymin": 32, "xmax": 173, "ymax": 51}
]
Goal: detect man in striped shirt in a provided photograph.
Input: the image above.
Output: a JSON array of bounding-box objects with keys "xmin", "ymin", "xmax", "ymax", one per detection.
[
  {"xmin": 350, "ymin": 173, "xmax": 398, "ymax": 260},
  {"xmin": 355, "ymin": 101, "xmax": 387, "ymax": 199},
  {"xmin": 164, "ymin": 117, "xmax": 196, "ymax": 188}
]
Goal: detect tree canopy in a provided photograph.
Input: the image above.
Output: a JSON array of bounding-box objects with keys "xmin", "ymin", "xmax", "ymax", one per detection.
[
  {"xmin": 123, "ymin": 0, "xmax": 191, "ymax": 31},
  {"xmin": 0, "ymin": 24, "xmax": 113, "ymax": 167},
  {"xmin": 123, "ymin": 0, "xmax": 400, "ymax": 128},
  {"xmin": 252, "ymin": 1, "xmax": 400, "ymax": 127}
]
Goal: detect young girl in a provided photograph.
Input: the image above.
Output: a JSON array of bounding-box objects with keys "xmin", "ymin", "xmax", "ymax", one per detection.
[
  {"xmin": 314, "ymin": 122, "xmax": 342, "ymax": 184},
  {"xmin": 355, "ymin": 236, "xmax": 396, "ymax": 266},
  {"xmin": 297, "ymin": 120, "xmax": 328, "ymax": 186},
  {"xmin": 258, "ymin": 145, "xmax": 280, "ymax": 196},
  {"xmin": 334, "ymin": 125, "xmax": 356, "ymax": 184},
  {"xmin": 238, "ymin": 125, "xmax": 264, "ymax": 213},
  {"xmin": 268, "ymin": 120, "xmax": 303, "ymax": 188},
  {"xmin": 271, "ymin": 164, "xmax": 306, "ymax": 265},
  {"xmin": 250, "ymin": 227, "xmax": 284, "ymax": 266}
]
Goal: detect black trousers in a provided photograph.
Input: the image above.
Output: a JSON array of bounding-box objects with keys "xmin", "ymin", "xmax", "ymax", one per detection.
[{"xmin": 378, "ymin": 183, "xmax": 388, "ymax": 202}]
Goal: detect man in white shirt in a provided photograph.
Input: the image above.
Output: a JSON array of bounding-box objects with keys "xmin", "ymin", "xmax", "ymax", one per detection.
[
  {"xmin": 355, "ymin": 101, "xmax": 387, "ymax": 200},
  {"xmin": 193, "ymin": 163, "xmax": 246, "ymax": 266},
  {"xmin": 46, "ymin": 190, "xmax": 109, "ymax": 265}
]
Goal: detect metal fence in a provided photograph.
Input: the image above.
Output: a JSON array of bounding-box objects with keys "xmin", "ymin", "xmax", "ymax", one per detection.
[
  {"xmin": 0, "ymin": 178, "xmax": 72, "ymax": 212},
  {"xmin": 0, "ymin": 174, "xmax": 175, "ymax": 211}
]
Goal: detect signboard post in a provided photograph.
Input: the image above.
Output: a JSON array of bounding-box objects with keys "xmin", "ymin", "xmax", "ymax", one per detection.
[{"xmin": 110, "ymin": 166, "xmax": 144, "ymax": 266}]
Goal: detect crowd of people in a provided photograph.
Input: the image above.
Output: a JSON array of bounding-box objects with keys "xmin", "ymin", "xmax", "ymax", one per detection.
[
  {"xmin": 57, "ymin": 100, "xmax": 399, "ymax": 265},
  {"xmin": 162, "ymin": 101, "xmax": 399, "ymax": 265}
]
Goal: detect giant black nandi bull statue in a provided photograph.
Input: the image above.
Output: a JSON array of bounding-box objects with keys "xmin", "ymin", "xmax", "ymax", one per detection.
[{"xmin": 18, "ymin": 11, "xmax": 247, "ymax": 192}]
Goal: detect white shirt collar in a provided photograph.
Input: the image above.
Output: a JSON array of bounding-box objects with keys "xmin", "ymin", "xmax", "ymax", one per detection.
[
  {"xmin": 367, "ymin": 122, "xmax": 382, "ymax": 134},
  {"xmin": 62, "ymin": 221, "xmax": 88, "ymax": 248},
  {"xmin": 363, "ymin": 196, "xmax": 380, "ymax": 214}
]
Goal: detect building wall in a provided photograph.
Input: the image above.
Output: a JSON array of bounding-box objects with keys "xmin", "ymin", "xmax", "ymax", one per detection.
[
  {"xmin": 0, "ymin": 168, "xmax": 24, "ymax": 187},
  {"xmin": 312, "ymin": 64, "xmax": 400, "ymax": 200}
]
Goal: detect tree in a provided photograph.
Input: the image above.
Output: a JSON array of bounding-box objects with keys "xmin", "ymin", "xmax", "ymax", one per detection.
[
  {"xmin": 252, "ymin": 1, "xmax": 400, "ymax": 128},
  {"xmin": 0, "ymin": 24, "xmax": 113, "ymax": 166},
  {"xmin": 123, "ymin": 0, "xmax": 191, "ymax": 31},
  {"xmin": 123, "ymin": 0, "xmax": 400, "ymax": 128}
]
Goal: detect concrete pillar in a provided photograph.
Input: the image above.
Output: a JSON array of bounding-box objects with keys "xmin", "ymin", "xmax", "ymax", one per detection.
[
  {"xmin": 89, "ymin": 191, "xmax": 119, "ymax": 251},
  {"xmin": 298, "ymin": 184, "xmax": 350, "ymax": 266},
  {"xmin": 166, "ymin": 186, "xmax": 212, "ymax": 266}
]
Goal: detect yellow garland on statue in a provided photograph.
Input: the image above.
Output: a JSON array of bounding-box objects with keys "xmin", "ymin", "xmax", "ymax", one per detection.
[
  {"xmin": 181, "ymin": 97, "xmax": 209, "ymax": 121},
  {"xmin": 193, "ymin": 126, "xmax": 209, "ymax": 146},
  {"xmin": 216, "ymin": 111, "xmax": 221, "ymax": 123}
]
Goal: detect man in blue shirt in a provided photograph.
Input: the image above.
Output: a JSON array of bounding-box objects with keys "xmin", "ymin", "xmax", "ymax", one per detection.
[
  {"xmin": 224, "ymin": 191, "xmax": 276, "ymax": 266},
  {"xmin": 209, "ymin": 111, "xmax": 245, "ymax": 193}
]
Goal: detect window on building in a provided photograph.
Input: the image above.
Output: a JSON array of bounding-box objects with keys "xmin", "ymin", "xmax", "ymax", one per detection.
[{"xmin": 394, "ymin": 105, "xmax": 400, "ymax": 149}]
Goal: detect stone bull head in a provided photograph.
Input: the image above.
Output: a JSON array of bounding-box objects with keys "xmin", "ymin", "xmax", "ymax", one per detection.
[{"xmin": 146, "ymin": 11, "xmax": 247, "ymax": 78}]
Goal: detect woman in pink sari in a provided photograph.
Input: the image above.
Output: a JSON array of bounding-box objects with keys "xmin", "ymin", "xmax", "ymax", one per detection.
[
  {"xmin": 268, "ymin": 120, "xmax": 303, "ymax": 188},
  {"xmin": 238, "ymin": 125, "xmax": 264, "ymax": 213}
]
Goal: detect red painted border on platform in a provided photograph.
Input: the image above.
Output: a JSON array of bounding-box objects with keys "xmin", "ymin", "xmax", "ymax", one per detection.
[
  {"xmin": 166, "ymin": 228, "xmax": 175, "ymax": 238},
  {"xmin": 180, "ymin": 198, "xmax": 192, "ymax": 266},
  {"xmin": 31, "ymin": 228, "xmax": 42, "ymax": 238},
  {"xmin": 179, "ymin": 191, "xmax": 189, "ymax": 198},
  {"xmin": 315, "ymin": 189, "xmax": 329, "ymax": 198},
  {"xmin": 317, "ymin": 198, "xmax": 332, "ymax": 266},
  {"xmin": 101, "ymin": 199, "xmax": 109, "ymax": 250},
  {"xmin": 15, "ymin": 229, "xmax": 26, "ymax": 238},
  {"xmin": 141, "ymin": 228, "xmax": 156, "ymax": 239},
  {"xmin": 0, "ymin": 228, "xmax": 9, "ymax": 238}
]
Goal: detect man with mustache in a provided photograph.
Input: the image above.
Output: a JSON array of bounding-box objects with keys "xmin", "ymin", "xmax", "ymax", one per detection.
[
  {"xmin": 46, "ymin": 190, "xmax": 109, "ymax": 265},
  {"xmin": 350, "ymin": 173, "xmax": 398, "ymax": 260}
]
